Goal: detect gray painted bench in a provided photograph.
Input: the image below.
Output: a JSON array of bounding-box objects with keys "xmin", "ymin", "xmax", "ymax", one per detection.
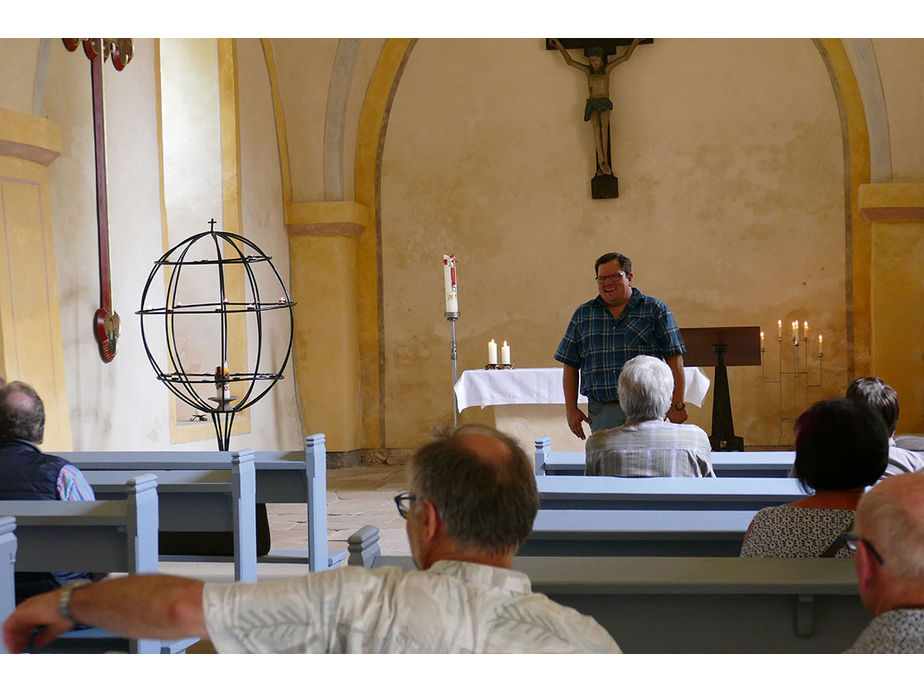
[
  {"xmin": 51, "ymin": 434, "xmax": 345, "ymax": 572},
  {"xmin": 535, "ymin": 475, "xmax": 808, "ymax": 511},
  {"xmin": 82, "ymin": 449, "xmax": 257, "ymax": 582},
  {"xmin": 0, "ymin": 476, "xmax": 197, "ymax": 654},
  {"xmin": 534, "ymin": 436, "xmax": 796, "ymax": 477},
  {"xmin": 345, "ymin": 529, "xmax": 869, "ymax": 653}
]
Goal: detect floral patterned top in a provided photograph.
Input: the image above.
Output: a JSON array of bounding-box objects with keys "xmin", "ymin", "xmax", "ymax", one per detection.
[
  {"xmin": 203, "ymin": 559, "xmax": 621, "ymax": 653},
  {"xmin": 739, "ymin": 506, "xmax": 855, "ymax": 558},
  {"xmin": 845, "ymin": 609, "xmax": 924, "ymax": 653}
]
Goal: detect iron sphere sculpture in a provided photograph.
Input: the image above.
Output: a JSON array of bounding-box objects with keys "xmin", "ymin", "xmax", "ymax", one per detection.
[{"xmin": 138, "ymin": 220, "xmax": 295, "ymax": 450}]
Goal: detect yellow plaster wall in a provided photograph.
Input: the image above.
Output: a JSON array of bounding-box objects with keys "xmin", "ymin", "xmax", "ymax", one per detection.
[
  {"xmin": 289, "ymin": 233, "xmax": 362, "ymax": 450},
  {"xmin": 269, "ymin": 39, "xmax": 338, "ymax": 202},
  {"xmin": 380, "ymin": 38, "xmax": 848, "ymax": 450},
  {"xmin": 0, "ymin": 39, "xmax": 41, "ymax": 114},
  {"xmin": 0, "ymin": 108, "xmax": 71, "ymax": 448},
  {"xmin": 872, "ymin": 39, "xmax": 924, "ymax": 181}
]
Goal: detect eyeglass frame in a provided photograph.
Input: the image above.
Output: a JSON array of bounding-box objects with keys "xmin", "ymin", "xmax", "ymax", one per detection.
[
  {"xmin": 595, "ymin": 271, "xmax": 628, "ymax": 283},
  {"xmin": 393, "ymin": 491, "xmax": 418, "ymax": 519},
  {"xmin": 841, "ymin": 532, "xmax": 885, "ymax": 566}
]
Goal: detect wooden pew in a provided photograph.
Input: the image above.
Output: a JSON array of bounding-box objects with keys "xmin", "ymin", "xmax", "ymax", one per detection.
[
  {"xmin": 0, "ymin": 476, "xmax": 197, "ymax": 654},
  {"xmin": 534, "ymin": 436, "xmax": 795, "ymax": 477},
  {"xmin": 51, "ymin": 434, "xmax": 345, "ymax": 572},
  {"xmin": 82, "ymin": 449, "xmax": 257, "ymax": 582},
  {"xmin": 345, "ymin": 529, "xmax": 869, "ymax": 653}
]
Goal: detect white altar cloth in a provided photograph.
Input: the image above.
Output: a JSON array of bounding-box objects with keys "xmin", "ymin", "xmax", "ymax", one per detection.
[{"xmin": 453, "ymin": 367, "xmax": 710, "ymax": 411}]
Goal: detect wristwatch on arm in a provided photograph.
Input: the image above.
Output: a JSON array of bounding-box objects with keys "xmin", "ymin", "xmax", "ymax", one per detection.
[{"xmin": 672, "ymin": 401, "xmax": 686, "ymax": 412}]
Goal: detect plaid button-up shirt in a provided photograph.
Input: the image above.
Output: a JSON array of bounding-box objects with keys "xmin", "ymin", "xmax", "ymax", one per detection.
[{"xmin": 554, "ymin": 289, "xmax": 685, "ymax": 402}]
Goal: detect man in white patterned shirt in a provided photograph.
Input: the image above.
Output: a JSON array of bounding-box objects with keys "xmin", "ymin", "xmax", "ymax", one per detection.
[
  {"xmin": 585, "ymin": 355, "xmax": 714, "ymax": 477},
  {"xmin": 0, "ymin": 381, "xmax": 99, "ymax": 602},
  {"xmin": 4, "ymin": 425, "xmax": 621, "ymax": 654},
  {"xmin": 844, "ymin": 473, "xmax": 924, "ymax": 653}
]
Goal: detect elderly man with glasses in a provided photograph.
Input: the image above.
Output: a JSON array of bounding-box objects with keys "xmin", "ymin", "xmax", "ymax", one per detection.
[
  {"xmin": 4, "ymin": 425, "xmax": 620, "ymax": 654},
  {"xmin": 555, "ymin": 251, "xmax": 687, "ymax": 441},
  {"xmin": 844, "ymin": 473, "xmax": 924, "ymax": 653}
]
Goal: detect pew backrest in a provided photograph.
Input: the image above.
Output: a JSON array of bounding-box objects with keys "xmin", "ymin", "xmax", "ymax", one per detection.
[
  {"xmin": 80, "ymin": 451, "xmax": 257, "ymax": 582},
  {"xmin": 0, "ymin": 516, "xmax": 15, "ymax": 639},
  {"xmin": 50, "ymin": 434, "xmax": 337, "ymax": 572},
  {"xmin": 0, "ymin": 475, "xmax": 170, "ymax": 653},
  {"xmin": 343, "ymin": 530, "xmax": 868, "ymax": 653},
  {"xmin": 535, "ymin": 475, "xmax": 808, "ymax": 510},
  {"xmin": 534, "ymin": 436, "xmax": 796, "ymax": 477}
]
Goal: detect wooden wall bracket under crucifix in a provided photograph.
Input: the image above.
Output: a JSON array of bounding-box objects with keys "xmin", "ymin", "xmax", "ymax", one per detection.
[
  {"xmin": 547, "ymin": 38, "xmax": 653, "ymax": 199},
  {"xmin": 62, "ymin": 38, "xmax": 134, "ymax": 362}
]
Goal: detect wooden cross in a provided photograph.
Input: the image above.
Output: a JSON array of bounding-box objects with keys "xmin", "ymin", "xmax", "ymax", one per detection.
[{"xmin": 62, "ymin": 38, "xmax": 134, "ymax": 363}]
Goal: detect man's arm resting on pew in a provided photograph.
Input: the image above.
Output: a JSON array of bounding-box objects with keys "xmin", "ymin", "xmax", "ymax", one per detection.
[{"xmin": 3, "ymin": 575, "xmax": 207, "ymax": 653}]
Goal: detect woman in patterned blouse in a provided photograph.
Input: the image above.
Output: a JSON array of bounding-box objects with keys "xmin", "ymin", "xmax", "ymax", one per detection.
[{"xmin": 740, "ymin": 398, "xmax": 890, "ymax": 558}]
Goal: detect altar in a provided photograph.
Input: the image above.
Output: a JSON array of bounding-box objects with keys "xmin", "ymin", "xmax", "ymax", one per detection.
[{"xmin": 454, "ymin": 367, "xmax": 710, "ymax": 454}]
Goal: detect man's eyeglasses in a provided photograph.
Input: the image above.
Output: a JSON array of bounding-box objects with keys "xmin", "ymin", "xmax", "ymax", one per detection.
[
  {"xmin": 841, "ymin": 532, "xmax": 885, "ymax": 566},
  {"xmin": 394, "ymin": 492, "xmax": 417, "ymax": 519},
  {"xmin": 596, "ymin": 271, "xmax": 627, "ymax": 283}
]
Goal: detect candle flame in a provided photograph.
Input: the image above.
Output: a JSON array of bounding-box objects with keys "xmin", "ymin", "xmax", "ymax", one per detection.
[{"xmin": 503, "ymin": 340, "xmax": 508, "ymax": 347}]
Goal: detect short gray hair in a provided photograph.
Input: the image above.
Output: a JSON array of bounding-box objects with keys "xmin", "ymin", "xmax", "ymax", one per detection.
[
  {"xmin": 0, "ymin": 381, "xmax": 45, "ymax": 443},
  {"xmin": 410, "ymin": 424, "xmax": 539, "ymax": 553},
  {"xmin": 856, "ymin": 474, "xmax": 924, "ymax": 580},
  {"xmin": 617, "ymin": 355, "xmax": 672, "ymax": 421}
]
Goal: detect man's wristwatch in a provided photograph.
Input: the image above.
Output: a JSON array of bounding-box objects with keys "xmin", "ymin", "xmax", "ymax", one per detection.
[
  {"xmin": 672, "ymin": 401, "xmax": 686, "ymax": 411},
  {"xmin": 59, "ymin": 579, "xmax": 92, "ymax": 622}
]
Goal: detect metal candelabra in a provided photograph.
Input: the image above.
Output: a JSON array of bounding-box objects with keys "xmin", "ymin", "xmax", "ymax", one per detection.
[{"xmin": 761, "ymin": 330, "xmax": 824, "ymax": 447}]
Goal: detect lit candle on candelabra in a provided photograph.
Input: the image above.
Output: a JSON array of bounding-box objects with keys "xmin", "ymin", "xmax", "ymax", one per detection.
[
  {"xmin": 760, "ymin": 331, "xmax": 765, "ymax": 350},
  {"xmin": 777, "ymin": 320, "xmax": 782, "ymax": 338},
  {"xmin": 501, "ymin": 340, "xmax": 511, "ymax": 365},
  {"xmin": 803, "ymin": 321, "xmax": 808, "ymax": 341},
  {"xmin": 487, "ymin": 339, "xmax": 497, "ymax": 365},
  {"xmin": 818, "ymin": 334, "xmax": 823, "ymax": 357},
  {"xmin": 791, "ymin": 321, "xmax": 798, "ymax": 343}
]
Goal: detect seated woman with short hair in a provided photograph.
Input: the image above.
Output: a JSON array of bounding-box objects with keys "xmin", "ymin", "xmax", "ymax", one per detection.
[{"xmin": 740, "ymin": 398, "xmax": 888, "ymax": 558}]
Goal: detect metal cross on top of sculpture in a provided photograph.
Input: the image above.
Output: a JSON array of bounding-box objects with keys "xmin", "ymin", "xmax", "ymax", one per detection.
[
  {"xmin": 548, "ymin": 38, "xmax": 652, "ymax": 199},
  {"xmin": 63, "ymin": 38, "xmax": 134, "ymax": 362}
]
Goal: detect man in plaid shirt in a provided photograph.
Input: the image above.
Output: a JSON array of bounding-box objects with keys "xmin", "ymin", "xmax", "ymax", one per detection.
[{"xmin": 554, "ymin": 252, "xmax": 687, "ymax": 440}]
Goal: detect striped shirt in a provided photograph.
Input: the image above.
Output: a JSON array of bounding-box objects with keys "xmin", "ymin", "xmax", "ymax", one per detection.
[
  {"xmin": 585, "ymin": 419, "xmax": 714, "ymax": 477},
  {"xmin": 57, "ymin": 464, "xmax": 96, "ymax": 501},
  {"xmin": 554, "ymin": 289, "xmax": 685, "ymax": 402}
]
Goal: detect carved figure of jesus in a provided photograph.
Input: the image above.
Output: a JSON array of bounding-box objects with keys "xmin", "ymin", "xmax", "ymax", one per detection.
[{"xmin": 551, "ymin": 38, "xmax": 644, "ymax": 176}]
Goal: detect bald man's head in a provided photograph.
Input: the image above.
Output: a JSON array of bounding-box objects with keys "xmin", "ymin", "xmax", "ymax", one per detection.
[
  {"xmin": 0, "ymin": 381, "xmax": 45, "ymax": 444},
  {"xmin": 410, "ymin": 425, "xmax": 539, "ymax": 553},
  {"xmin": 856, "ymin": 474, "xmax": 924, "ymax": 581}
]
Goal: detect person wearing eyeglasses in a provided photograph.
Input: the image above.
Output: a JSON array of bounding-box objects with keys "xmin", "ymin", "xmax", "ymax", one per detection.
[
  {"xmin": 740, "ymin": 398, "xmax": 889, "ymax": 559},
  {"xmin": 555, "ymin": 251, "xmax": 687, "ymax": 441},
  {"xmin": 3, "ymin": 424, "xmax": 620, "ymax": 654},
  {"xmin": 843, "ymin": 473, "xmax": 924, "ymax": 653},
  {"xmin": 846, "ymin": 377, "xmax": 924, "ymax": 479}
]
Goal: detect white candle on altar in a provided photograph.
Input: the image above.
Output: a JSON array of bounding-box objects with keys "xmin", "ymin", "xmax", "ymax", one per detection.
[
  {"xmin": 443, "ymin": 254, "xmax": 458, "ymax": 314},
  {"xmin": 777, "ymin": 320, "xmax": 782, "ymax": 338},
  {"xmin": 501, "ymin": 341, "xmax": 511, "ymax": 365},
  {"xmin": 488, "ymin": 339, "xmax": 497, "ymax": 365}
]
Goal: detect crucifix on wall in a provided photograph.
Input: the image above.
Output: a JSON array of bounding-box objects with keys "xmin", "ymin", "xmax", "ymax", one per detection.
[
  {"xmin": 547, "ymin": 38, "xmax": 652, "ymax": 199},
  {"xmin": 62, "ymin": 38, "xmax": 134, "ymax": 363}
]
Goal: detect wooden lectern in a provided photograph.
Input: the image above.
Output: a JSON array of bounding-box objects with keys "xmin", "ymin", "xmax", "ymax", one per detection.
[{"xmin": 681, "ymin": 327, "xmax": 761, "ymax": 452}]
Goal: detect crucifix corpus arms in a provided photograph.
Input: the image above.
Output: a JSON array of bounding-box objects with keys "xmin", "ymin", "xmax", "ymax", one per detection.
[{"xmin": 550, "ymin": 38, "xmax": 644, "ymax": 179}]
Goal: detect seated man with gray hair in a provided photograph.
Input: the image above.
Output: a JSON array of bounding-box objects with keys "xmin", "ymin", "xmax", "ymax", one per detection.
[
  {"xmin": 585, "ymin": 355, "xmax": 714, "ymax": 477},
  {"xmin": 844, "ymin": 473, "xmax": 924, "ymax": 653}
]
